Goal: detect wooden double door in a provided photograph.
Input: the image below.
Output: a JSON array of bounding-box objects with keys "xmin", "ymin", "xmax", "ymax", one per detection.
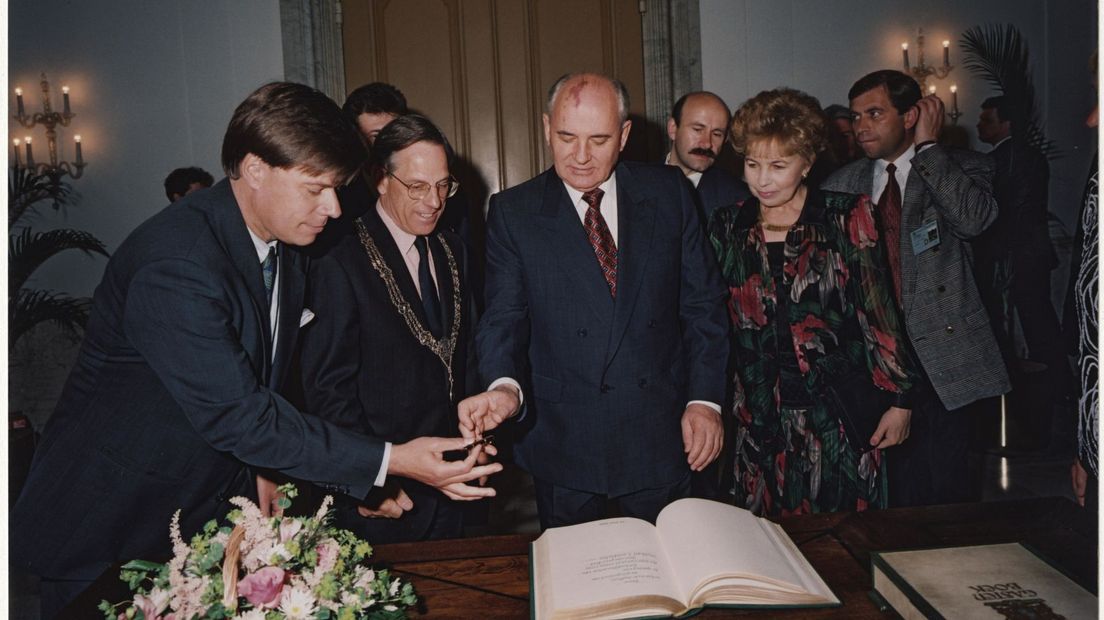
[{"xmin": 343, "ymin": 0, "xmax": 652, "ymax": 215}]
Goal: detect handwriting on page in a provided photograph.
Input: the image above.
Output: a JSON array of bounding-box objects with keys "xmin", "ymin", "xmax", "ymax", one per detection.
[{"xmin": 581, "ymin": 552, "xmax": 662, "ymax": 584}]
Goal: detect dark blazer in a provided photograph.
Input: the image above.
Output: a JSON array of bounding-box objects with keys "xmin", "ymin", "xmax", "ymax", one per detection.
[
  {"xmin": 822, "ymin": 146, "xmax": 1011, "ymax": 410},
  {"xmin": 10, "ymin": 180, "xmax": 385, "ymax": 581},
  {"xmin": 979, "ymin": 138, "xmax": 1057, "ymax": 267},
  {"xmin": 694, "ymin": 164, "xmax": 751, "ymax": 221},
  {"xmin": 298, "ymin": 205, "xmax": 477, "ymax": 541},
  {"xmin": 476, "ymin": 161, "xmax": 729, "ymax": 496}
]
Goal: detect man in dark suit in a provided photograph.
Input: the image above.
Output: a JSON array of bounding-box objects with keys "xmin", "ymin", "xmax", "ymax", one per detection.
[
  {"xmin": 665, "ymin": 91, "xmax": 750, "ymax": 221},
  {"xmin": 298, "ymin": 114, "xmax": 489, "ymax": 542},
  {"xmin": 330, "ymin": 82, "xmax": 471, "ymax": 246},
  {"xmin": 974, "ymin": 95, "xmax": 1068, "ymax": 396},
  {"xmin": 463, "ymin": 72, "xmax": 729, "ymax": 529},
  {"xmin": 822, "ymin": 70, "xmax": 1010, "ymax": 506},
  {"xmin": 10, "ymin": 83, "xmax": 499, "ymax": 617}
]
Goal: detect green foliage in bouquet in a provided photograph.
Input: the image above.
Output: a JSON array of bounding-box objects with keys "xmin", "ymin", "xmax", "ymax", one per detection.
[{"xmin": 100, "ymin": 484, "xmax": 417, "ymax": 620}]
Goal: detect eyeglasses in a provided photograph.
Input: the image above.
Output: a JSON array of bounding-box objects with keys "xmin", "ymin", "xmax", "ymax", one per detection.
[{"xmin": 387, "ymin": 171, "xmax": 460, "ymax": 201}]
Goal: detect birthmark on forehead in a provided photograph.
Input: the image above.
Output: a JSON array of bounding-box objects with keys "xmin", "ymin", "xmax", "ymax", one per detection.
[{"xmin": 566, "ymin": 78, "xmax": 591, "ymax": 108}]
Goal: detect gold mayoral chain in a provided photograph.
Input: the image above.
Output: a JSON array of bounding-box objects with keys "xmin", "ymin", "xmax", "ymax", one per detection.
[{"xmin": 355, "ymin": 221, "xmax": 462, "ymax": 400}]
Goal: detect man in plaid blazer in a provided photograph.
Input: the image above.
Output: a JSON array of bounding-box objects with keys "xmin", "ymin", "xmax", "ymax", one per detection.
[{"xmin": 822, "ymin": 70, "xmax": 1010, "ymax": 507}]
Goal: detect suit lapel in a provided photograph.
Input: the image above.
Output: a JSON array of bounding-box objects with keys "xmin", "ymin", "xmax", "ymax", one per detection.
[
  {"xmin": 901, "ymin": 166, "xmax": 927, "ymax": 311},
  {"xmin": 270, "ymin": 245, "xmax": 305, "ymax": 387},
  {"xmin": 606, "ymin": 164, "xmax": 655, "ymax": 359},
  {"xmin": 207, "ymin": 180, "xmax": 273, "ymax": 378},
  {"xmin": 534, "ymin": 172, "xmax": 615, "ymax": 324}
]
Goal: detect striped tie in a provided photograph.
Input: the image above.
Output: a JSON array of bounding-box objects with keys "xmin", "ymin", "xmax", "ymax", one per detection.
[{"xmin": 582, "ymin": 188, "xmax": 617, "ymax": 298}]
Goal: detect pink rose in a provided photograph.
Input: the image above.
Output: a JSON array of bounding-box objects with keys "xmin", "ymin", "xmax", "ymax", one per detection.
[{"xmin": 237, "ymin": 566, "xmax": 287, "ymax": 609}]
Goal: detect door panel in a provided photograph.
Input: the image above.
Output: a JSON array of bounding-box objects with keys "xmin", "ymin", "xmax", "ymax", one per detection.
[{"xmin": 343, "ymin": 0, "xmax": 648, "ymax": 209}]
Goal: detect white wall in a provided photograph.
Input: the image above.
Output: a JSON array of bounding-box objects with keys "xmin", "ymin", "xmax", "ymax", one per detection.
[
  {"xmin": 9, "ymin": 0, "xmax": 285, "ymax": 298},
  {"xmin": 700, "ymin": 0, "xmax": 1097, "ymax": 232}
]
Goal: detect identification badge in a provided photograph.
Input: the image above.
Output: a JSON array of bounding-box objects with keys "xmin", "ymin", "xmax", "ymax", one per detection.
[{"xmin": 910, "ymin": 220, "xmax": 940, "ymax": 254}]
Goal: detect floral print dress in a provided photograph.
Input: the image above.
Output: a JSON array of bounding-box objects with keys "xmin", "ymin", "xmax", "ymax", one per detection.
[{"xmin": 708, "ymin": 189, "xmax": 915, "ymax": 517}]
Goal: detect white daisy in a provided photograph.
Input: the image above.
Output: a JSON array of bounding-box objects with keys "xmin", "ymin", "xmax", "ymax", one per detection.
[{"xmin": 279, "ymin": 586, "xmax": 318, "ymax": 620}]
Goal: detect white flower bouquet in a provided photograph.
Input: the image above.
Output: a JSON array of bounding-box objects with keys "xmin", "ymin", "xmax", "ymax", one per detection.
[{"xmin": 99, "ymin": 485, "xmax": 416, "ymax": 619}]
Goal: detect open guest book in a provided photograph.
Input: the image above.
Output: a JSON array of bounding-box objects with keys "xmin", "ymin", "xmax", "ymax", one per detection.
[{"xmin": 529, "ymin": 498, "xmax": 840, "ymax": 619}]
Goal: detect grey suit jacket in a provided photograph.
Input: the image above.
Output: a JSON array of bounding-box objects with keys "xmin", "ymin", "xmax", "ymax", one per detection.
[{"xmin": 822, "ymin": 146, "xmax": 1010, "ymax": 410}]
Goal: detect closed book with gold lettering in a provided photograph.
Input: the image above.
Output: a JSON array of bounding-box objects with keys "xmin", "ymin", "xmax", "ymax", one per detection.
[
  {"xmin": 529, "ymin": 498, "xmax": 840, "ymax": 619},
  {"xmin": 870, "ymin": 543, "xmax": 1098, "ymax": 619}
]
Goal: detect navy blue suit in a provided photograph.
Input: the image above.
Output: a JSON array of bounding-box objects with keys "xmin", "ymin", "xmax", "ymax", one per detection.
[
  {"xmin": 693, "ymin": 165, "xmax": 750, "ymax": 221},
  {"xmin": 10, "ymin": 180, "xmax": 385, "ymax": 586},
  {"xmin": 476, "ymin": 162, "xmax": 728, "ymax": 506},
  {"xmin": 297, "ymin": 205, "xmax": 478, "ymax": 542}
]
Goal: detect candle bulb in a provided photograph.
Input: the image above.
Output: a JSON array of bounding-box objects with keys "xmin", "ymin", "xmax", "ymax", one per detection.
[
  {"xmin": 74, "ymin": 134, "xmax": 83, "ymax": 165},
  {"xmin": 15, "ymin": 87, "xmax": 25, "ymax": 117},
  {"xmin": 942, "ymin": 40, "xmax": 950, "ymax": 67},
  {"xmin": 13, "ymin": 138, "xmax": 22, "ymax": 168},
  {"xmin": 62, "ymin": 86, "xmax": 71, "ymax": 115},
  {"xmin": 902, "ymin": 43, "xmax": 910, "ymax": 71},
  {"xmin": 929, "ymin": 84, "xmax": 937, "ymax": 95},
  {"xmin": 950, "ymin": 84, "xmax": 959, "ymax": 112},
  {"xmin": 25, "ymin": 136, "xmax": 34, "ymax": 167}
]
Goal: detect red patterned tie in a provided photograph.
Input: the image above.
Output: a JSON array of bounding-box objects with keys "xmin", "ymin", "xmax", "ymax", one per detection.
[
  {"xmin": 877, "ymin": 163, "xmax": 903, "ymax": 304},
  {"xmin": 582, "ymin": 188, "xmax": 617, "ymax": 298}
]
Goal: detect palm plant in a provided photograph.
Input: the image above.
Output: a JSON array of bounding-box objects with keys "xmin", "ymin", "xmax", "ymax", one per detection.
[
  {"xmin": 960, "ymin": 23, "xmax": 1058, "ymax": 158},
  {"xmin": 8, "ymin": 168, "xmax": 109, "ymax": 350}
]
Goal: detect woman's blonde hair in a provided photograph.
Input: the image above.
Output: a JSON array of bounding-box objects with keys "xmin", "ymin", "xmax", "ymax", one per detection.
[{"xmin": 730, "ymin": 88, "xmax": 829, "ymax": 162}]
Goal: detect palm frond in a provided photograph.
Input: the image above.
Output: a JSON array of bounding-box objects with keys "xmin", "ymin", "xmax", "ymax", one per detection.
[
  {"xmin": 960, "ymin": 23, "xmax": 1058, "ymax": 158},
  {"xmin": 9, "ymin": 288, "xmax": 92, "ymax": 351},
  {"xmin": 9, "ymin": 168, "xmax": 73, "ymax": 226},
  {"xmin": 9, "ymin": 227, "xmax": 111, "ymax": 294}
]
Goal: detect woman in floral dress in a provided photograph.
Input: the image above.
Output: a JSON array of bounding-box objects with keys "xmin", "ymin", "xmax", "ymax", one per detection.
[{"xmin": 709, "ymin": 88, "xmax": 915, "ymax": 516}]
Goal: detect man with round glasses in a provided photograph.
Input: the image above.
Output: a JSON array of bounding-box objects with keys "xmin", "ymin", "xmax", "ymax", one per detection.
[{"xmin": 296, "ymin": 114, "xmax": 491, "ymax": 542}]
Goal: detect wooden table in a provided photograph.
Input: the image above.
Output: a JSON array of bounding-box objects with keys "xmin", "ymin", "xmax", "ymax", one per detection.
[
  {"xmin": 368, "ymin": 497, "xmax": 1096, "ymax": 618},
  {"xmin": 66, "ymin": 497, "xmax": 1095, "ymax": 618}
]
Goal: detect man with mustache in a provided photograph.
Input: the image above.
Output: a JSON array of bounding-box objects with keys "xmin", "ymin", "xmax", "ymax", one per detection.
[{"xmin": 666, "ymin": 91, "xmax": 750, "ymax": 221}]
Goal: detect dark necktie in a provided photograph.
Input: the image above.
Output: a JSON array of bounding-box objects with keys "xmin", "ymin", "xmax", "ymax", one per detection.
[
  {"xmin": 262, "ymin": 245, "xmax": 278, "ymax": 307},
  {"xmin": 414, "ymin": 236, "xmax": 443, "ymax": 338},
  {"xmin": 582, "ymin": 188, "xmax": 618, "ymax": 298},
  {"xmin": 877, "ymin": 163, "xmax": 903, "ymax": 304}
]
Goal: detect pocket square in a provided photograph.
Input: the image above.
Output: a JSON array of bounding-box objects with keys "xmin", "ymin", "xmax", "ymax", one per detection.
[{"xmin": 299, "ymin": 308, "xmax": 315, "ymax": 327}]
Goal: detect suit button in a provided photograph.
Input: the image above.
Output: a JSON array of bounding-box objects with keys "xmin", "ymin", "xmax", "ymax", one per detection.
[
  {"xmin": 577, "ymin": 328, "xmax": 588, "ymax": 337},
  {"xmin": 647, "ymin": 320, "xmax": 657, "ymax": 328},
  {"xmin": 601, "ymin": 384, "xmax": 611, "ymax": 393},
  {"xmin": 937, "ymin": 285, "xmax": 946, "ymax": 293},
  {"xmin": 638, "ymin": 378, "xmax": 649, "ymax": 388},
  {"xmin": 945, "ymin": 325, "xmax": 954, "ymax": 333}
]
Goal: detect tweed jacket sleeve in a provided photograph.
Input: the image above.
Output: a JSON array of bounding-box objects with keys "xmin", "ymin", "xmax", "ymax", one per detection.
[{"xmin": 909, "ymin": 145, "xmax": 997, "ymax": 239}]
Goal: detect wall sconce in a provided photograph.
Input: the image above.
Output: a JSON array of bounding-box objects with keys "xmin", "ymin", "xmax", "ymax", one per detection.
[
  {"xmin": 901, "ymin": 27, "xmax": 954, "ymax": 92},
  {"xmin": 12, "ymin": 72, "xmax": 87, "ymax": 179}
]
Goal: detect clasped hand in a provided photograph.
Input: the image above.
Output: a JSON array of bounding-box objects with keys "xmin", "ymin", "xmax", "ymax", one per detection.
[{"xmin": 388, "ymin": 436, "xmax": 502, "ymax": 502}]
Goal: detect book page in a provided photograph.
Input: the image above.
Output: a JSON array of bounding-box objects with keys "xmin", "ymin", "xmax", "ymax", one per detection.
[
  {"xmin": 655, "ymin": 498, "xmax": 834, "ymax": 603},
  {"xmin": 533, "ymin": 517, "xmax": 685, "ymax": 618}
]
